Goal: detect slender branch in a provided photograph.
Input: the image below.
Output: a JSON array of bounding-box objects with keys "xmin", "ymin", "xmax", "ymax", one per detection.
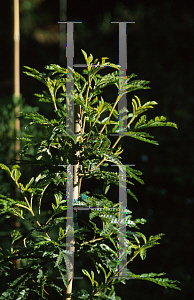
[
  {"xmin": 80, "ymin": 232, "xmax": 113, "ymax": 246},
  {"xmin": 100, "ymin": 95, "xmax": 120, "ymax": 134},
  {"xmin": 83, "ymin": 74, "xmax": 122, "ymax": 172},
  {"xmin": 127, "ymin": 114, "xmax": 136, "ymax": 128},
  {"xmin": 90, "ymin": 102, "xmax": 137, "ymax": 171},
  {"xmin": 86, "ymin": 94, "xmax": 123, "ymax": 173},
  {"xmin": 80, "ymin": 237, "xmax": 103, "ymax": 246},
  {"xmin": 89, "ymin": 134, "xmax": 122, "ymax": 173},
  {"xmin": 90, "ymin": 158, "xmax": 106, "ymax": 172},
  {"xmin": 86, "ymin": 130, "xmax": 92, "ymax": 142},
  {"xmin": 31, "ymin": 279, "xmax": 55, "ymax": 300},
  {"xmin": 82, "ymin": 70, "xmax": 99, "ymax": 134},
  {"xmin": 82, "ymin": 76, "xmax": 91, "ymax": 134},
  {"xmin": 78, "ymin": 175, "xmax": 83, "ymax": 197},
  {"xmin": 112, "ymin": 135, "xmax": 123, "ymax": 149},
  {"xmin": 15, "ymin": 203, "xmax": 31, "ymax": 211},
  {"xmin": 94, "ymin": 248, "xmax": 141, "ymax": 296},
  {"xmin": 23, "ymin": 195, "xmax": 50, "ymax": 239},
  {"xmin": 51, "ymin": 89, "xmax": 58, "ymax": 112},
  {"xmin": 38, "ymin": 183, "xmax": 50, "ymax": 214},
  {"xmin": 24, "ymin": 195, "xmax": 33, "ymax": 210},
  {"xmin": 110, "ymin": 113, "xmax": 137, "ymax": 149}
]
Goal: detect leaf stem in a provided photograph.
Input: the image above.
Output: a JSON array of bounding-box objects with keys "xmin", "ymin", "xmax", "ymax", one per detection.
[
  {"xmin": 24, "ymin": 195, "xmax": 50, "ymax": 239},
  {"xmin": 90, "ymin": 158, "xmax": 106, "ymax": 172},
  {"xmin": 100, "ymin": 95, "xmax": 120, "ymax": 134},
  {"xmin": 80, "ymin": 232, "xmax": 113, "ymax": 246},
  {"xmin": 91, "ymin": 104, "xmax": 137, "ymax": 170},
  {"xmin": 82, "ymin": 70, "xmax": 100, "ymax": 134},
  {"xmin": 80, "ymin": 237, "xmax": 103, "ymax": 246},
  {"xmin": 93, "ymin": 248, "xmax": 141, "ymax": 296}
]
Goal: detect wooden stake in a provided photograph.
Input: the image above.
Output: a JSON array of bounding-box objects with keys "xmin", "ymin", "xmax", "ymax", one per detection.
[
  {"xmin": 14, "ymin": 0, "xmax": 20, "ymax": 164},
  {"xmin": 13, "ymin": 0, "xmax": 20, "ymax": 269}
]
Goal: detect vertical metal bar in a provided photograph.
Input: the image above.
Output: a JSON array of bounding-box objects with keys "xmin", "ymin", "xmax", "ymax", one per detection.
[
  {"xmin": 58, "ymin": 21, "xmax": 82, "ymax": 137},
  {"xmin": 118, "ymin": 165, "xmax": 127, "ymax": 277},
  {"xmin": 66, "ymin": 164, "xmax": 74, "ymax": 299},
  {"xmin": 110, "ymin": 164, "xmax": 135, "ymax": 280},
  {"xmin": 111, "ymin": 22, "xmax": 135, "ymax": 135},
  {"xmin": 66, "ymin": 22, "xmax": 74, "ymax": 137},
  {"xmin": 118, "ymin": 22, "xmax": 127, "ymax": 133}
]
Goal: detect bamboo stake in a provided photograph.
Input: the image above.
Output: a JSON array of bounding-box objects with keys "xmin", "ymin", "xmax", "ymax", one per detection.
[
  {"xmin": 13, "ymin": 0, "xmax": 20, "ymax": 269},
  {"xmin": 65, "ymin": 104, "xmax": 81, "ymax": 299},
  {"xmin": 14, "ymin": 0, "xmax": 20, "ymax": 157}
]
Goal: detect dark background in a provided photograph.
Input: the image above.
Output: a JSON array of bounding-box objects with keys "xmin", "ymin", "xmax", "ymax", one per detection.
[{"xmin": 0, "ymin": 1, "xmax": 193, "ymax": 299}]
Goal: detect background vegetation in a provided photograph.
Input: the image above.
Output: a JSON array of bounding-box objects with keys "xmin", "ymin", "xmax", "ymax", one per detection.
[{"xmin": 0, "ymin": 0, "xmax": 193, "ymax": 299}]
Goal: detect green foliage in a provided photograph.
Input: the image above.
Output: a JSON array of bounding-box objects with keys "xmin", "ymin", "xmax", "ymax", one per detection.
[{"xmin": 0, "ymin": 50, "xmax": 179, "ymax": 299}]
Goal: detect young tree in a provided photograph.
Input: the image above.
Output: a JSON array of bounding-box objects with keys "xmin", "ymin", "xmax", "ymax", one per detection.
[{"xmin": 0, "ymin": 50, "xmax": 180, "ymax": 299}]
